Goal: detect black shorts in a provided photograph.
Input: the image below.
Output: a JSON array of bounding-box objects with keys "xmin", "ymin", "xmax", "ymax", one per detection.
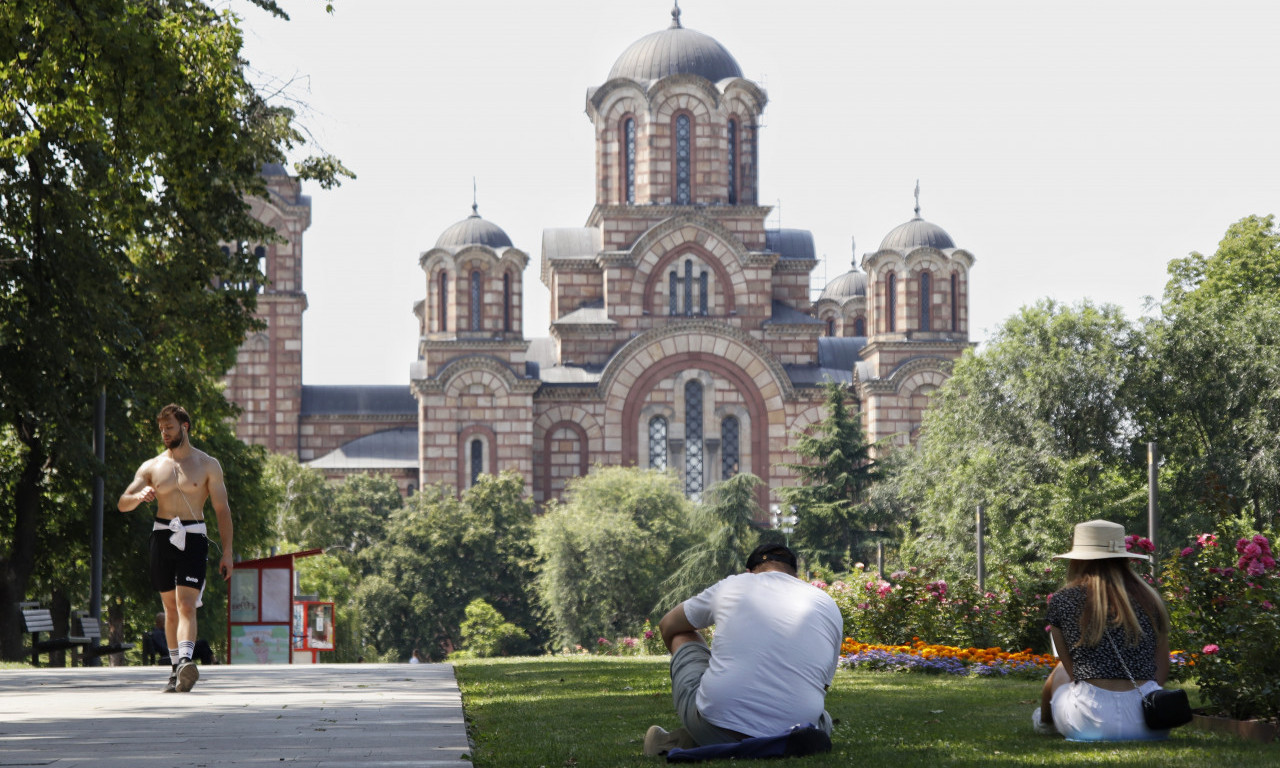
[{"xmin": 149, "ymin": 529, "xmax": 208, "ymax": 593}]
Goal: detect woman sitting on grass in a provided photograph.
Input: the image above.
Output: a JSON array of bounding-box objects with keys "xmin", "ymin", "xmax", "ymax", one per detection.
[{"xmin": 1034, "ymin": 519, "xmax": 1172, "ymax": 741}]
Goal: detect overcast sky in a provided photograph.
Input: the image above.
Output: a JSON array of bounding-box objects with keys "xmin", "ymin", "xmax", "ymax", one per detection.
[{"xmin": 229, "ymin": 0, "xmax": 1280, "ymax": 386}]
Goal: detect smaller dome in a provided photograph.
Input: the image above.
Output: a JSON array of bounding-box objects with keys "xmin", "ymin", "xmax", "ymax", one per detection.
[
  {"xmin": 434, "ymin": 206, "xmax": 513, "ymax": 250},
  {"xmin": 820, "ymin": 268, "xmax": 867, "ymax": 301},
  {"xmin": 878, "ymin": 216, "xmax": 955, "ymax": 252}
]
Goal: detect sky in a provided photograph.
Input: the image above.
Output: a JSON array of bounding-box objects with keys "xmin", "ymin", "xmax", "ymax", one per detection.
[{"xmin": 229, "ymin": 0, "xmax": 1280, "ymax": 386}]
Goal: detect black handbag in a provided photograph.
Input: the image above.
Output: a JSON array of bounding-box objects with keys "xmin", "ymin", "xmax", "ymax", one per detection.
[
  {"xmin": 1141, "ymin": 687, "xmax": 1194, "ymax": 730},
  {"xmin": 1108, "ymin": 635, "xmax": 1194, "ymax": 730}
]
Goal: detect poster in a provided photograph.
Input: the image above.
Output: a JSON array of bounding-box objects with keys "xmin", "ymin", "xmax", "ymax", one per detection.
[
  {"xmin": 229, "ymin": 569, "xmax": 259, "ymax": 623},
  {"xmin": 261, "ymin": 568, "xmax": 291, "ymax": 622},
  {"xmin": 230, "ymin": 624, "xmax": 291, "ymax": 664}
]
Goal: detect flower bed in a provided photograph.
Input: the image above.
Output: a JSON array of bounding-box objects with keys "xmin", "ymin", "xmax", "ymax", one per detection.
[{"xmin": 840, "ymin": 638, "xmax": 1057, "ymax": 679}]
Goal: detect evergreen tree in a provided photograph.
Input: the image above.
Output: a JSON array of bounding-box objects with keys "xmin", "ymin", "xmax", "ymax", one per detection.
[{"xmin": 781, "ymin": 380, "xmax": 880, "ymax": 573}]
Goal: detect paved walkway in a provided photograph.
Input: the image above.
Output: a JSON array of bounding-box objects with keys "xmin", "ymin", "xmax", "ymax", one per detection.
[{"xmin": 0, "ymin": 663, "xmax": 471, "ymax": 767}]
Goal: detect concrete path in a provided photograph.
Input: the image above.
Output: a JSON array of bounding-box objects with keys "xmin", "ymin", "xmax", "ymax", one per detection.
[{"xmin": 0, "ymin": 663, "xmax": 471, "ymax": 767}]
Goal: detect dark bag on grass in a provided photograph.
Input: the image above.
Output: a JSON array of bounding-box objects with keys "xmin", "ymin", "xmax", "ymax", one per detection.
[
  {"xmin": 665, "ymin": 723, "xmax": 830, "ymax": 763},
  {"xmin": 1142, "ymin": 687, "xmax": 1193, "ymax": 730}
]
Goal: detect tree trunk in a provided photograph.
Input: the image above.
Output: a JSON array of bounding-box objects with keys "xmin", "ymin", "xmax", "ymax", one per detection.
[{"xmin": 0, "ymin": 418, "xmax": 44, "ymax": 661}]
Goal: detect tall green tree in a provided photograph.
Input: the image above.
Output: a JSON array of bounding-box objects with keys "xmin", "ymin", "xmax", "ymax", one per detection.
[
  {"xmin": 0, "ymin": 0, "xmax": 348, "ymax": 659},
  {"xmin": 896, "ymin": 300, "xmax": 1148, "ymax": 579},
  {"xmin": 659, "ymin": 472, "xmax": 763, "ymax": 607},
  {"xmin": 534, "ymin": 467, "xmax": 693, "ymax": 648},
  {"xmin": 357, "ymin": 473, "xmax": 540, "ymax": 660},
  {"xmin": 1142, "ymin": 215, "xmax": 1280, "ymax": 532},
  {"xmin": 780, "ymin": 380, "xmax": 880, "ymax": 572}
]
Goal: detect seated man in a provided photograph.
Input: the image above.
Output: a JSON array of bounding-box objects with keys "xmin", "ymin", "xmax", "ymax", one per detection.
[
  {"xmin": 144, "ymin": 612, "xmax": 169, "ymax": 665},
  {"xmin": 645, "ymin": 543, "xmax": 843, "ymax": 757}
]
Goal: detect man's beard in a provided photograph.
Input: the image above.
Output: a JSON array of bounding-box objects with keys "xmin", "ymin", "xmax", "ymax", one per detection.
[{"xmin": 164, "ymin": 431, "xmax": 187, "ymax": 450}]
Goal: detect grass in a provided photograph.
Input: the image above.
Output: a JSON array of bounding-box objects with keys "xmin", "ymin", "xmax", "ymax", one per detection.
[{"xmin": 453, "ymin": 656, "xmax": 1280, "ymax": 767}]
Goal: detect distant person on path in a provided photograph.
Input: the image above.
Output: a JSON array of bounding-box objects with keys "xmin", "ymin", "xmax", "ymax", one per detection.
[
  {"xmin": 145, "ymin": 611, "xmax": 169, "ymax": 664},
  {"xmin": 644, "ymin": 543, "xmax": 842, "ymax": 757},
  {"xmin": 409, "ymin": 649, "xmax": 425, "ymax": 664},
  {"xmin": 119, "ymin": 404, "xmax": 234, "ymax": 693},
  {"xmin": 1034, "ymin": 519, "xmax": 1171, "ymax": 741}
]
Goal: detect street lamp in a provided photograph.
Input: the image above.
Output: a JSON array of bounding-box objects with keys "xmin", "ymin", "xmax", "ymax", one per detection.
[{"xmin": 770, "ymin": 504, "xmax": 797, "ymax": 547}]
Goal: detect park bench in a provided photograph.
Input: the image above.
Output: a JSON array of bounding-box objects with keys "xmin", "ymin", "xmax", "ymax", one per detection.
[
  {"xmin": 20, "ymin": 603, "xmax": 90, "ymax": 667},
  {"xmin": 73, "ymin": 614, "xmax": 135, "ymax": 661}
]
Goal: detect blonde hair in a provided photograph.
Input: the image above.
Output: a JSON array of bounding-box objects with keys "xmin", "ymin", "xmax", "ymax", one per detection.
[{"xmin": 1065, "ymin": 558, "xmax": 1170, "ymax": 647}]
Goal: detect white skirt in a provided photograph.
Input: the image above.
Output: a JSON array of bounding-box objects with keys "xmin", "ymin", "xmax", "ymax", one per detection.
[{"xmin": 1050, "ymin": 679, "xmax": 1170, "ymax": 742}]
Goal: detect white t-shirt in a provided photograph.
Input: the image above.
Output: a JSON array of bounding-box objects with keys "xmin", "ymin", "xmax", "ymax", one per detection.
[{"xmin": 681, "ymin": 570, "xmax": 843, "ymax": 737}]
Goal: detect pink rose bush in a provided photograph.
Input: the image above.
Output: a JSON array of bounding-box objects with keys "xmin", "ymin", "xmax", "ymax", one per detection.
[
  {"xmin": 1163, "ymin": 520, "xmax": 1280, "ymax": 720},
  {"xmin": 824, "ymin": 562, "xmax": 1057, "ymax": 654}
]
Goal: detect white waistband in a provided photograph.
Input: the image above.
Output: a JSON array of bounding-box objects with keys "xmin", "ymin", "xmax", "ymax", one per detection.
[{"xmin": 153, "ymin": 521, "xmax": 207, "ymax": 535}]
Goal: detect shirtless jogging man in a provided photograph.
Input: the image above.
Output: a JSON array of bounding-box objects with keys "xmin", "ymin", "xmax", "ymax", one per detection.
[{"xmin": 119, "ymin": 404, "xmax": 234, "ymax": 692}]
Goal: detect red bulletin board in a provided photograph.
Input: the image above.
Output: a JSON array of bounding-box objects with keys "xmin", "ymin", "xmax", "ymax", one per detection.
[{"xmin": 226, "ymin": 549, "xmax": 321, "ymax": 664}]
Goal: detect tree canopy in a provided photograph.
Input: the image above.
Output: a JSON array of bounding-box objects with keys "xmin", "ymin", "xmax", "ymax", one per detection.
[{"xmin": 0, "ymin": 0, "xmax": 348, "ymax": 659}]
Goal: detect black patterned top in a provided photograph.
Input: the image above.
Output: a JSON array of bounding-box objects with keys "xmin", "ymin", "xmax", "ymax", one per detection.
[{"xmin": 1046, "ymin": 585, "xmax": 1158, "ymax": 681}]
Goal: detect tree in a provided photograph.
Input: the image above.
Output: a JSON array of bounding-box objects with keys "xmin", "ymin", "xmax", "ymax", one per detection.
[
  {"xmin": 357, "ymin": 473, "xmax": 540, "ymax": 660},
  {"xmin": 1142, "ymin": 215, "xmax": 1280, "ymax": 532},
  {"xmin": 780, "ymin": 380, "xmax": 880, "ymax": 572},
  {"xmin": 0, "ymin": 0, "xmax": 348, "ymax": 659},
  {"xmin": 534, "ymin": 467, "xmax": 693, "ymax": 648},
  {"xmin": 895, "ymin": 300, "xmax": 1148, "ymax": 580},
  {"xmin": 458, "ymin": 599, "xmax": 529, "ymax": 659},
  {"xmin": 659, "ymin": 473, "xmax": 762, "ymax": 607}
]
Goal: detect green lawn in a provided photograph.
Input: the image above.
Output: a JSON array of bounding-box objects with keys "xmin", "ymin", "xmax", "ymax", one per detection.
[{"xmin": 453, "ymin": 656, "xmax": 1278, "ymax": 767}]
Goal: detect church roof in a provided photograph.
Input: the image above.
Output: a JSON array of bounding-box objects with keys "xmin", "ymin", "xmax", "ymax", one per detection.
[
  {"xmin": 879, "ymin": 215, "xmax": 955, "ymax": 252},
  {"xmin": 306, "ymin": 427, "xmax": 418, "ymax": 470},
  {"xmin": 608, "ymin": 6, "xmax": 743, "ymax": 83},
  {"xmin": 765, "ymin": 300, "xmax": 825, "ymax": 327},
  {"xmin": 435, "ymin": 208, "xmax": 513, "ymax": 249},
  {"xmin": 300, "ymin": 385, "xmax": 416, "ymax": 416},
  {"xmin": 765, "ymin": 229, "xmax": 816, "ymax": 261},
  {"xmin": 542, "ymin": 227, "xmax": 602, "ymax": 261}
]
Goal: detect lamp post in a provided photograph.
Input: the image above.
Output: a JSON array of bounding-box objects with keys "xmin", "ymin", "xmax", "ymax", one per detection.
[{"xmin": 770, "ymin": 504, "xmax": 797, "ymax": 548}]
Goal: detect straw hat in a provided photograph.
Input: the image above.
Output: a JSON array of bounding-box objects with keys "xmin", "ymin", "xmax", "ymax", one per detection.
[{"xmin": 1053, "ymin": 519, "xmax": 1149, "ymax": 561}]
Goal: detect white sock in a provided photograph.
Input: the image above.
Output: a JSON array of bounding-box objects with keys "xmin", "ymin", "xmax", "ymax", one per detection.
[
  {"xmin": 178, "ymin": 640, "xmax": 194, "ymax": 661},
  {"xmin": 169, "ymin": 649, "xmax": 179, "ymax": 668}
]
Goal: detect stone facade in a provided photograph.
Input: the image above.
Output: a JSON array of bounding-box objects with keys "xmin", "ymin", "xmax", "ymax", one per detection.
[{"xmin": 227, "ymin": 12, "xmax": 976, "ymax": 512}]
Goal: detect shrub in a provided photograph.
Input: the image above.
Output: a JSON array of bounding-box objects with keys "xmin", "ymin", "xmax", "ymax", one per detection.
[
  {"xmin": 827, "ymin": 561, "xmax": 1056, "ymax": 654},
  {"xmin": 1162, "ymin": 519, "xmax": 1280, "ymax": 719},
  {"xmin": 458, "ymin": 599, "xmax": 529, "ymax": 659}
]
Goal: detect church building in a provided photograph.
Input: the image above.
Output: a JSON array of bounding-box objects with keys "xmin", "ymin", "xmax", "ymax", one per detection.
[{"xmin": 225, "ymin": 7, "xmax": 976, "ymax": 511}]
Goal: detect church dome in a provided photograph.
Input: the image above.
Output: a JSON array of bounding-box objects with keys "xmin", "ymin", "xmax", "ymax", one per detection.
[
  {"xmin": 608, "ymin": 6, "xmax": 743, "ymax": 83},
  {"xmin": 820, "ymin": 267, "xmax": 867, "ymax": 301},
  {"xmin": 434, "ymin": 207, "xmax": 513, "ymax": 249},
  {"xmin": 879, "ymin": 216, "xmax": 955, "ymax": 252}
]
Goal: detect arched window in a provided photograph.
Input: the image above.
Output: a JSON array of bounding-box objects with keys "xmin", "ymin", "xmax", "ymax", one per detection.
[
  {"xmin": 950, "ymin": 272, "xmax": 959, "ymax": 331},
  {"xmin": 721, "ymin": 416, "xmax": 740, "ymax": 480},
  {"xmin": 886, "ymin": 272, "xmax": 897, "ymax": 332},
  {"xmin": 826, "ymin": 317, "xmax": 835, "ymax": 337},
  {"xmin": 648, "ymin": 416, "xmax": 668, "ymax": 470},
  {"xmin": 919, "ymin": 271, "xmax": 931, "ymax": 331},
  {"xmin": 684, "ymin": 380, "xmax": 704, "ymax": 498},
  {"xmin": 438, "ymin": 271, "xmax": 449, "ymax": 332},
  {"xmin": 683, "ymin": 260, "xmax": 693, "ymax": 315},
  {"xmin": 675, "ymin": 113, "xmax": 692, "ymax": 204},
  {"xmin": 698, "ymin": 271, "xmax": 708, "ymax": 315},
  {"xmin": 469, "ymin": 438, "xmax": 484, "ymax": 487},
  {"xmin": 470, "ymin": 270, "xmax": 482, "ymax": 331},
  {"xmin": 502, "ymin": 272, "xmax": 512, "ymax": 332},
  {"xmin": 853, "ymin": 317, "xmax": 866, "ymax": 337},
  {"xmin": 669, "ymin": 271, "xmax": 679, "ymax": 315},
  {"xmin": 727, "ymin": 118, "xmax": 738, "ymax": 205},
  {"xmin": 623, "ymin": 117, "xmax": 636, "ymax": 205}
]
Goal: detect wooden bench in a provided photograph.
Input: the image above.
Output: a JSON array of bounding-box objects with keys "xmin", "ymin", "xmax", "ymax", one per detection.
[
  {"xmin": 20, "ymin": 604, "xmax": 90, "ymax": 667},
  {"xmin": 74, "ymin": 615, "xmax": 135, "ymax": 660}
]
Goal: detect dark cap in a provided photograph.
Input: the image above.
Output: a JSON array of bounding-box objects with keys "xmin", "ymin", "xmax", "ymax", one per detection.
[{"xmin": 745, "ymin": 543, "xmax": 798, "ymax": 572}]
